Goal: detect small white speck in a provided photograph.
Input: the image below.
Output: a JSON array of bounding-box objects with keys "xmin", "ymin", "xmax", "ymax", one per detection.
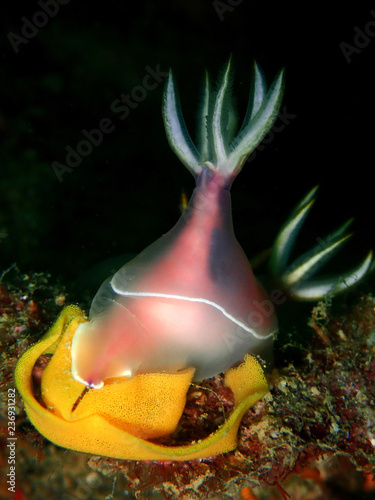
[
  {"xmin": 337, "ymin": 329, "xmax": 347, "ymax": 341},
  {"xmin": 330, "ymin": 421, "xmax": 340, "ymax": 434},
  {"xmin": 311, "ymin": 386, "xmax": 320, "ymax": 396}
]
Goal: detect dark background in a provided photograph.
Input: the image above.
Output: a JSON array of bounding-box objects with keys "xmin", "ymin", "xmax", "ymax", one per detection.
[{"xmin": 0, "ymin": 2, "xmax": 374, "ymax": 292}]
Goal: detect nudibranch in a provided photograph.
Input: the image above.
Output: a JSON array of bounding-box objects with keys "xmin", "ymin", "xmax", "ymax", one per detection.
[{"xmin": 15, "ymin": 60, "xmax": 373, "ymax": 461}]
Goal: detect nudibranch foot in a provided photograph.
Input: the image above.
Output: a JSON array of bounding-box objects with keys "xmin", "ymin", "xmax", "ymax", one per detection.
[
  {"xmin": 15, "ymin": 305, "xmax": 268, "ymax": 461},
  {"xmin": 268, "ymin": 186, "xmax": 373, "ymax": 300}
]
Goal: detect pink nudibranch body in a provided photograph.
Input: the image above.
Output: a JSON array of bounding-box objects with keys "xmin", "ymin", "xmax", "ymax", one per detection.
[
  {"xmin": 72, "ymin": 170, "xmax": 277, "ymax": 387},
  {"xmin": 15, "ymin": 61, "xmax": 373, "ymax": 462},
  {"xmin": 71, "ymin": 60, "xmax": 285, "ymax": 389}
]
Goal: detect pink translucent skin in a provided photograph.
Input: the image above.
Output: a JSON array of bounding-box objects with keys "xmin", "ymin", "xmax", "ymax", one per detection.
[{"xmin": 71, "ymin": 170, "xmax": 277, "ymax": 388}]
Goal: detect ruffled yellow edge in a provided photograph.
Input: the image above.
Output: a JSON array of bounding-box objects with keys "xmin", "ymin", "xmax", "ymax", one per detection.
[{"xmin": 15, "ymin": 305, "xmax": 268, "ymax": 461}]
